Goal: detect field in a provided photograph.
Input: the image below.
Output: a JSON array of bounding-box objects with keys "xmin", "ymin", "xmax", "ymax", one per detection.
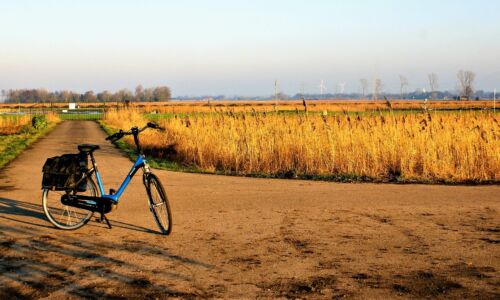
[
  {"xmin": 0, "ymin": 99, "xmax": 497, "ymax": 113},
  {"xmin": 3, "ymin": 101, "xmax": 497, "ymax": 183},
  {"xmin": 102, "ymin": 105, "xmax": 499, "ymax": 184}
]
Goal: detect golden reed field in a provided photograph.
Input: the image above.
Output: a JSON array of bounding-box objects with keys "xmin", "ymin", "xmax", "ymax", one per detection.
[{"xmin": 103, "ymin": 107, "xmax": 499, "ymax": 183}]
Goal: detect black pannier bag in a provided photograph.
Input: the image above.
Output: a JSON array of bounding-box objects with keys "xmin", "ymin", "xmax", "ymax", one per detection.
[{"xmin": 42, "ymin": 153, "xmax": 88, "ymax": 191}]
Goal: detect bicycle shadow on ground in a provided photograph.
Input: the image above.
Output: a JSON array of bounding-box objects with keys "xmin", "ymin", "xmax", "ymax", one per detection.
[
  {"xmin": 0, "ymin": 222, "xmax": 217, "ymax": 299},
  {"xmin": 0, "ymin": 197, "xmax": 157, "ymax": 234},
  {"xmin": 0, "ymin": 197, "xmax": 52, "ymax": 228}
]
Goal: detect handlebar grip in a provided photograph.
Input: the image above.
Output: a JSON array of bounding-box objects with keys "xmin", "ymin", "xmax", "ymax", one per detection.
[
  {"xmin": 105, "ymin": 130, "xmax": 125, "ymax": 141},
  {"xmin": 147, "ymin": 122, "xmax": 159, "ymax": 129},
  {"xmin": 147, "ymin": 121, "xmax": 165, "ymax": 131}
]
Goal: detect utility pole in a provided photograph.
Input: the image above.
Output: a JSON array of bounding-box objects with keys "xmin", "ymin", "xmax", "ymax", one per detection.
[{"xmin": 494, "ymin": 88, "xmax": 496, "ymax": 112}]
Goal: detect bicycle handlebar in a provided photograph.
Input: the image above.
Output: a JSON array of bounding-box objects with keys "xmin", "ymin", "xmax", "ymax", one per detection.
[{"xmin": 105, "ymin": 122, "xmax": 165, "ymax": 142}]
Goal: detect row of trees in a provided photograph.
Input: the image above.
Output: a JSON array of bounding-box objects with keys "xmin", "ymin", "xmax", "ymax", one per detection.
[
  {"xmin": 1, "ymin": 85, "xmax": 171, "ymax": 104},
  {"xmin": 390, "ymin": 70, "xmax": 475, "ymax": 100},
  {"xmin": 272, "ymin": 70, "xmax": 480, "ymax": 101}
]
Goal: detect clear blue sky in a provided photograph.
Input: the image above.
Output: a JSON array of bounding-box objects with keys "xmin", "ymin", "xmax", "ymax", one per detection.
[{"xmin": 0, "ymin": 0, "xmax": 499, "ymax": 96}]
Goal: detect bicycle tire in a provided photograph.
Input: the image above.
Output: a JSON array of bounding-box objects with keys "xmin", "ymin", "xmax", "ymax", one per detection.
[
  {"xmin": 42, "ymin": 178, "xmax": 97, "ymax": 230},
  {"xmin": 144, "ymin": 173, "xmax": 172, "ymax": 235}
]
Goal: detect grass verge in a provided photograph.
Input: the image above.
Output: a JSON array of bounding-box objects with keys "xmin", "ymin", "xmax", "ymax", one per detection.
[{"xmin": 0, "ymin": 123, "xmax": 59, "ymax": 169}]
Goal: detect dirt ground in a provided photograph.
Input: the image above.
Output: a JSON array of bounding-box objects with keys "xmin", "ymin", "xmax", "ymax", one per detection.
[{"xmin": 0, "ymin": 121, "xmax": 498, "ymax": 299}]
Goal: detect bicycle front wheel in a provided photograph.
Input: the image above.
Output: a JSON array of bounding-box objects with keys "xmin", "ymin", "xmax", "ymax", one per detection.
[
  {"xmin": 144, "ymin": 173, "xmax": 172, "ymax": 235},
  {"xmin": 42, "ymin": 178, "xmax": 97, "ymax": 230}
]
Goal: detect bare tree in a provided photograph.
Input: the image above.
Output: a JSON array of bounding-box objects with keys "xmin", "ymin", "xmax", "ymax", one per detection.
[
  {"xmin": 457, "ymin": 70, "xmax": 476, "ymax": 100},
  {"xmin": 428, "ymin": 73, "xmax": 439, "ymax": 99},
  {"xmin": 135, "ymin": 84, "xmax": 144, "ymax": 101},
  {"xmin": 153, "ymin": 86, "xmax": 171, "ymax": 101},
  {"xmin": 114, "ymin": 89, "xmax": 134, "ymax": 102},
  {"xmin": 360, "ymin": 79, "xmax": 368, "ymax": 98},
  {"xmin": 372, "ymin": 78, "xmax": 382, "ymax": 100},
  {"xmin": 82, "ymin": 90, "xmax": 97, "ymax": 102},
  {"xmin": 60, "ymin": 90, "xmax": 72, "ymax": 102},
  {"xmin": 399, "ymin": 75, "xmax": 409, "ymax": 99},
  {"xmin": 144, "ymin": 88, "xmax": 154, "ymax": 101},
  {"xmin": 97, "ymin": 90, "xmax": 112, "ymax": 102}
]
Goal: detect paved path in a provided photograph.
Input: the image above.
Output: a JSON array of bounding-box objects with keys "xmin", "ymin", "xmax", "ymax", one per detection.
[{"xmin": 0, "ymin": 121, "xmax": 498, "ymax": 299}]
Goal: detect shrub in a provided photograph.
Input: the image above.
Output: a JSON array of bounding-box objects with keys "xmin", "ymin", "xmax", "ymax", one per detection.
[{"xmin": 32, "ymin": 115, "xmax": 48, "ymax": 130}]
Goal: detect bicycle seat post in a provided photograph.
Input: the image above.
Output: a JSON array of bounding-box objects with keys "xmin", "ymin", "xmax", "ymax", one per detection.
[{"xmin": 88, "ymin": 151, "xmax": 98, "ymax": 171}]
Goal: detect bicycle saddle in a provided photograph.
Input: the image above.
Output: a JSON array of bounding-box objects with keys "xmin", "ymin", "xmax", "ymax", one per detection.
[{"xmin": 78, "ymin": 144, "xmax": 100, "ymax": 153}]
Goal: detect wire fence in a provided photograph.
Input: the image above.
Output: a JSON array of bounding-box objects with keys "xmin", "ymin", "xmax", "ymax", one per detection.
[{"xmin": 0, "ymin": 107, "xmax": 105, "ymax": 120}]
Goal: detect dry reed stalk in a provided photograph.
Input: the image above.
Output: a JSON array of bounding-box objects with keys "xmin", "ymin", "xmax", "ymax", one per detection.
[
  {"xmin": 0, "ymin": 115, "xmax": 31, "ymax": 134},
  {"xmin": 103, "ymin": 109, "xmax": 500, "ymax": 182}
]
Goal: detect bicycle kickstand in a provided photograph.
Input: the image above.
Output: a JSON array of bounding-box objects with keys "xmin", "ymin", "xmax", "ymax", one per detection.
[
  {"xmin": 103, "ymin": 214, "xmax": 112, "ymax": 229},
  {"xmin": 98, "ymin": 213, "xmax": 112, "ymax": 229}
]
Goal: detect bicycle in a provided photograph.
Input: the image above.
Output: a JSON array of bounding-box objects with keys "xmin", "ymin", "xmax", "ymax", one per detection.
[{"xmin": 42, "ymin": 122, "xmax": 172, "ymax": 235}]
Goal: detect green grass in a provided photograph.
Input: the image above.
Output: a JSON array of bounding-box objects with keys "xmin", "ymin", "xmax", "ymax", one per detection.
[
  {"xmin": 58, "ymin": 113, "xmax": 103, "ymax": 120},
  {"xmin": 0, "ymin": 112, "xmax": 102, "ymax": 121},
  {"xmin": 0, "ymin": 124, "xmax": 58, "ymax": 168}
]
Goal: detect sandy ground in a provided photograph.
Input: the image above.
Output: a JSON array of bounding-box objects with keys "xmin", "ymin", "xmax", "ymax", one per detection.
[{"xmin": 0, "ymin": 121, "xmax": 498, "ymax": 299}]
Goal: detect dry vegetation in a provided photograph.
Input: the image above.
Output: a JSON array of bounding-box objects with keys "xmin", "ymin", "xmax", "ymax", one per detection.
[
  {"xmin": 0, "ymin": 113, "xmax": 60, "ymax": 135},
  {"xmin": 103, "ymin": 109, "xmax": 499, "ymax": 183},
  {"xmin": 0, "ymin": 115, "xmax": 31, "ymax": 135}
]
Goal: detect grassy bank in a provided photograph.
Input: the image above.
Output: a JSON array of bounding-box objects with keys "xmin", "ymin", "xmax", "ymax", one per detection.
[
  {"xmin": 0, "ymin": 114, "xmax": 60, "ymax": 168},
  {"xmin": 0, "ymin": 124, "xmax": 58, "ymax": 168}
]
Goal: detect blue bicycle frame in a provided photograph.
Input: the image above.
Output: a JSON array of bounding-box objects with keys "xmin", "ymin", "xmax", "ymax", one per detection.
[{"xmin": 91, "ymin": 154, "xmax": 147, "ymax": 203}]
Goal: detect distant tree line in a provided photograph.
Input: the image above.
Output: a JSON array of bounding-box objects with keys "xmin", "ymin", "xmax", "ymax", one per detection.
[
  {"xmin": 1, "ymin": 85, "xmax": 171, "ymax": 103},
  {"xmin": 279, "ymin": 70, "xmax": 485, "ymax": 101}
]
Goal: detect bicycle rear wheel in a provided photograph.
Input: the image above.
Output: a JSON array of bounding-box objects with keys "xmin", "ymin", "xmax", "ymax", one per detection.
[
  {"xmin": 42, "ymin": 178, "xmax": 97, "ymax": 230},
  {"xmin": 144, "ymin": 173, "xmax": 172, "ymax": 235}
]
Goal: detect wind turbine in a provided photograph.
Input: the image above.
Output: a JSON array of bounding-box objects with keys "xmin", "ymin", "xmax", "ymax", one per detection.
[
  {"xmin": 337, "ymin": 82, "xmax": 346, "ymax": 96},
  {"xmin": 274, "ymin": 80, "xmax": 279, "ymax": 104},
  {"xmin": 319, "ymin": 80, "xmax": 326, "ymax": 99}
]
